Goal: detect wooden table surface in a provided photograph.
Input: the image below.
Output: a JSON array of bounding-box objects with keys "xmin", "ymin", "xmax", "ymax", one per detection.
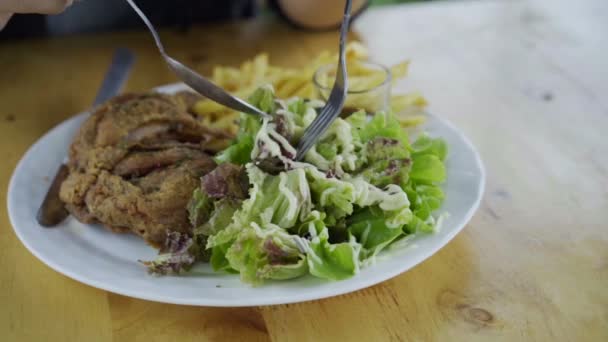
[{"xmin": 1, "ymin": 0, "xmax": 607, "ymax": 341}]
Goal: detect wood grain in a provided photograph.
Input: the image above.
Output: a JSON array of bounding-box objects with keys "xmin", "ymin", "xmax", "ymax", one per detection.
[{"xmin": 1, "ymin": 0, "xmax": 607, "ymax": 341}]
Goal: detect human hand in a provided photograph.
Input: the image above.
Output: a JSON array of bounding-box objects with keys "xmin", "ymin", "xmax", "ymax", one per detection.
[
  {"xmin": 276, "ymin": 0, "xmax": 367, "ymax": 30},
  {"xmin": 0, "ymin": 0, "xmax": 74, "ymax": 30},
  {"xmin": 0, "ymin": 12, "xmax": 11, "ymax": 30}
]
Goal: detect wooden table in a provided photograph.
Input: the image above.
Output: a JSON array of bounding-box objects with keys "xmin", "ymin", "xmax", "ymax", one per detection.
[{"xmin": 1, "ymin": 0, "xmax": 606, "ymax": 340}]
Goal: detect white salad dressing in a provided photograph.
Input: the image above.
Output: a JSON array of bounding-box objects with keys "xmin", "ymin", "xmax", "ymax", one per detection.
[{"xmin": 190, "ymin": 87, "xmax": 446, "ymax": 285}]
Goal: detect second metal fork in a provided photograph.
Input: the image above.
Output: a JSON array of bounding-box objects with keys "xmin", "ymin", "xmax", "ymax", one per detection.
[
  {"xmin": 126, "ymin": 0, "xmax": 270, "ymax": 118},
  {"xmin": 295, "ymin": 0, "xmax": 352, "ymax": 161}
]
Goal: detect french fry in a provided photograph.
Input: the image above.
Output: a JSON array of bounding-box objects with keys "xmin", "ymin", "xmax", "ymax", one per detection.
[
  {"xmin": 345, "ymin": 41, "xmax": 369, "ymax": 60},
  {"xmin": 191, "ymin": 42, "xmax": 427, "ymax": 133},
  {"xmin": 193, "ymin": 99, "xmax": 228, "ymax": 116},
  {"xmin": 349, "ymin": 74, "xmax": 386, "ymax": 91},
  {"xmin": 397, "ymin": 115, "xmax": 426, "ymax": 128},
  {"xmin": 390, "ymin": 61, "xmax": 409, "ymax": 82},
  {"xmin": 276, "ymin": 77, "xmax": 308, "ymax": 98},
  {"xmin": 390, "ymin": 92, "xmax": 427, "ymax": 112}
]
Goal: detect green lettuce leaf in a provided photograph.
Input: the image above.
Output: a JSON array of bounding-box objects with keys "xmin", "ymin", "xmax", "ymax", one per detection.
[
  {"xmin": 188, "ymin": 188, "xmax": 213, "ymax": 228},
  {"xmin": 357, "ymin": 135, "xmax": 412, "ymax": 188},
  {"xmin": 196, "ymin": 199, "xmax": 241, "ymax": 237},
  {"xmin": 411, "ymin": 133, "xmax": 447, "ymax": 161},
  {"xmin": 207, "ymin": 165, "xmax": 311, "ymax": 248},
  {"xmin": 210, "ymin": 242, "xmax": 238, "ymax": 273},
  {"xmin": 360, "ymin": 159, "xmax": 410, "ymax": 189},
  {"xmin": 251, "ymin": 117, "xmax": 297, "ymax": 162},
  {"xmin": 304, "ymin": 118, "xmax": 359, "ymax": 173},
  {"xmin": 403, "ymin": 183, "xmax": 445, "ymax": 233},
  {"xmin": 305, "ymin": 168, "xmax": 355, "ymax": 223},
  {"xmin": 404, "ymin": 215, "xmax": 433, "ymax": 233},
  {"xmin": 224, "ymin": 224, "xmax": 267, "ymax": 284},
  {"xmin": 348, "ymin": 207, "xmax": 404, "ymax": 257},
  {"xmin": 287, "ymin": 98, "xmax": 307, "ymax": 118},
  {"xmin": 316, "ymin": 142, "xmax": 338, "ymax": 160},
  {"xmin": 213, "ymin": 134, "xmax": 255, "ymax": 165},
  {"xmin": 291, "ymin": 210, "xmax": 326, "ymax": 236},
  {"xmin": 364, "ymin": 137, "xmax": 410, "ymax": 164},
  {"xmin": 403, "ymin": 134, "xmax": 448, "ymax": 233},
  {"xmin": 348, "ymin": 178, "xmax": 413, "ymax": 228},
  {"xmin": 345, "ymin": 110, "xmax": 367, "ymax": 138},
  {"xmin": 304, "ymin": 223, "xmax": 361, "ymax": 281},
  {"xmin": 357, "ymin": 111, "xmax": 409, "ymax": 149},
  {"xmin": 410, "ymin": 154, "xmax": 446, "ymax": 184},
  {"xmin": 224, "ymin": 222, "xmax": 306, "ymax": 285},
  {"xmin": 151, "ymin": 85, "xmax": 452, "ymax": 284},
  {"xmin": 257, "ymin": 256, "xmax": 308, "ymax": 280},
  {"xmin": 248, "ymin": 85, "xmax": 276, "ymax": 114},
  {"xmin": 409, "ymin": 134, "xmax": 447, "ymax": 184},
  {"xmin": 214, "ymin": 86, "xmax": 276, "ymax": 164},
  {"xmin": 283, "ymin": 98, "xmax": 317, "ymax": 140},
  {"xmin": 305, "ymin": 167, "xmax": 413, "ymax": 229},
  {"xmin": 242, "ymin": 166, "xmax": 311, "ymax": 228}
]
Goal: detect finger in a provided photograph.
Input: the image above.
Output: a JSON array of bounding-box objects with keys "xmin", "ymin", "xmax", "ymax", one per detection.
[
  {"xmin": 0, "ymin": 0, "xmax": 74, "ymax": 15},
  {"xmin": 0, "ymin": 12, "xmax": 12, "ymax": 30}
]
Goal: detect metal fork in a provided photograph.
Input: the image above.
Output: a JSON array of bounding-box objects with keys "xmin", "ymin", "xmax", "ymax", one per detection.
[
  {"xmin": 125, "ymin": 0, "xmax": 270, "ymax": 118},
  {"xmin": 295, "ymin": 0, "xmax": 352, "ymax": 161}
]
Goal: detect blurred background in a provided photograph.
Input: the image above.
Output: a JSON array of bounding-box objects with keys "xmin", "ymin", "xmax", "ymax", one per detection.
[
  {"xmin": 0, "ymin": 0, "xmax": 428, "ymax": 39},
  {"xmin": 0, "ymin": 0, "xmax": 432, "ymax": 141}
]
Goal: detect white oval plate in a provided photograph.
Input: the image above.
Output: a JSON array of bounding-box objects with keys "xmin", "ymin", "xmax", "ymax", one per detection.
[{"xmin": 7, "ymin": 83, "xmax": 484, "ymax": 306}]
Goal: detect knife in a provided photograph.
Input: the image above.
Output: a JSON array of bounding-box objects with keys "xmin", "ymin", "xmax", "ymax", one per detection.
[{"xmin": 36, "ymin": 48, "xmax": 135, "ymax": 227}]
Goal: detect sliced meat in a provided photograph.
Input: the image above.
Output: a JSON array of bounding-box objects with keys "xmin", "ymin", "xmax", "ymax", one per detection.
[
  {"xmin": 60, "ymin": 92, "xmax": 226, "ymax": 248},
  {"xmin": 59, "ymin": 172, "xmax": 97, "ymax": 205},
  {"xmin": 84, "ymin": 157, "xmax": 215, "ymax": 247},
  {"xmin": 123, "ymin": 121, "xmax": 174, "ymax": 144},
  {"xmin": 64, "ymin": 203, "xmax": 97, "ymax": 224},
  {"xmin": 68, "ymin": 93, "xmax": 230, "ymax": 172},
  {"xmin": 113, "ymin": 147, "xmax": 208, "ymax": 178},
  {"xmin": 129, "ymin": 141, "xmax": 203, "ymax": 151}
]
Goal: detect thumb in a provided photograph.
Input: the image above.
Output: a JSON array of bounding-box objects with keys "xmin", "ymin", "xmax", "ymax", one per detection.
[
  {"xmin": 0, "ymin": 12, "xmax": 12, "ymax": 30},
  {"xmin": 0, "ymin": 0, "xmax": 74, "ymax": 15}
]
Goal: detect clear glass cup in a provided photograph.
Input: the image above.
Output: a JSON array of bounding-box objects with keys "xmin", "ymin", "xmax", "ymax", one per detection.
[{"xmin": 313, "ymin": 61, "xmax": 392, "ymax": 117}]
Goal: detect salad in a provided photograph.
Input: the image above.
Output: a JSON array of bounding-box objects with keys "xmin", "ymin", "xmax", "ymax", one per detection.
[{"xmin": 143, "ymin": 85, "xmax": 447, "ymax": 285}]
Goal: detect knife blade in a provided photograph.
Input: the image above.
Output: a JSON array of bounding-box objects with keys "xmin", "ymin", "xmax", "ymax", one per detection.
[{"xmin": 36, "ymin": 48, "xmax": 135, "ymax": 227}]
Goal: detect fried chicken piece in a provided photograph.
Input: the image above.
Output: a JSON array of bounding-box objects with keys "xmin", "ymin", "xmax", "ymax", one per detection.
[{"xmin": 59, "ymin": 92, "xmax": 227, "ymax": 248}]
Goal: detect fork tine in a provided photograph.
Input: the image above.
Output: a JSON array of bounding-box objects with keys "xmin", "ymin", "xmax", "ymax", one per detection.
[
  {"xmin": 300, "ymin": 106, "xmax": 333, "ymax": 141},
  {"xmin": 296, "ymin": 102, "xmax": 338, "ymax": 159},
  {"xmin": 296, "ymin": 0, "xmax": 352, "ymax": 161},
  {"xmin": 296, "ymin": 90, "xmax": 340, "ymax": 158},
  {"xmin": 300, "ymin": 106, "xmax": 331, "ymax": 142},
  {"xmin": 306, "ymin": 103, "xmax": 337, "ymax": 141},
  {"xmin": 297, "ymin": 102, "xmax": 339, "ymax": 159}
]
